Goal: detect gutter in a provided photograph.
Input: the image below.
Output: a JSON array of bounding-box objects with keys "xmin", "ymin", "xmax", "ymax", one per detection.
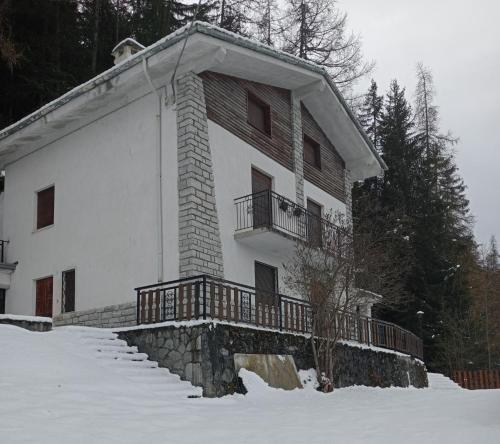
[
  {"xmin": 141, "ymin": 57, "xmax": 164, "ymax": 283},
  {"xmin": 0, "ymin": 21, "xmax": 386, "ymax": 172}
]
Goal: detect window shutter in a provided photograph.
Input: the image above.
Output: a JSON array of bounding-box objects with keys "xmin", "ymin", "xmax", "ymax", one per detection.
[{"xmin": 37, "ymin": 186, "xmax": 55, "ymax": 229}]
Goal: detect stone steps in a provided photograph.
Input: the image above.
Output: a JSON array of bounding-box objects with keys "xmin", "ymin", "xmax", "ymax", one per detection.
[
  {"xmin": 428, "ymin": 373, "xmax": 462, "ymax": 390},
  {"xmin": 55, "ymin": 326, "xmax": 202, "ymax": 398}
]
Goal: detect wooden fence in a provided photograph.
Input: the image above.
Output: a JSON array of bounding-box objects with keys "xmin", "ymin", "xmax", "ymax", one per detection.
[{"xmin": 451, "ymin": 370, "xmax": 500, "ymax": 390}]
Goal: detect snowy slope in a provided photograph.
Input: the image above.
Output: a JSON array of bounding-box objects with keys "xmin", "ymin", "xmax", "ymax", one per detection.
[{"xmin": 1, "ymin": 325, "xmax": 499, "ymax": 444}]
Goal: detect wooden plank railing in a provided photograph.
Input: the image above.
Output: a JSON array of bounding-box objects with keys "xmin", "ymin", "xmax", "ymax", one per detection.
[
  {"xmin": 134, "ymin": 275, "xmax": 424, "ymax": 360},
  {"xmin": 451, "ymin": 370, "xmax": 500, "ymax": 390}
]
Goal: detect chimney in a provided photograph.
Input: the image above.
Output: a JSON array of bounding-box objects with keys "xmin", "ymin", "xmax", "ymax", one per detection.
[{"xmin": 111, "ymin": 38, "xmax": 145, "ymax": 65}]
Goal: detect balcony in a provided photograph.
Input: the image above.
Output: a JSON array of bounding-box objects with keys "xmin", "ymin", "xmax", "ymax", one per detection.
[
  {"xmin": 234, "ymin": 190, "xmax": 332, "ymax": 252},
  {"xmin": 135, "ymin": 275, "xmax": 424, "ymax": 360}
]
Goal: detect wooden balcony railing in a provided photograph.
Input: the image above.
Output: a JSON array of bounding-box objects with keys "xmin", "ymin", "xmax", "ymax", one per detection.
[
  {"xmin": 234, "ymin": 190, "xmax": 338, "ymax": 245},
  {"xmin": 135, "ymin": 275, "xmax": 424, "ymax": 360}
]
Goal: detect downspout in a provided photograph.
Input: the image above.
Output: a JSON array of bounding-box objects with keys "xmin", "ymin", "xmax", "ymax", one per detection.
[{"xmin": 141, "ymin": 56, "xmax": 164, "ymax": 283}]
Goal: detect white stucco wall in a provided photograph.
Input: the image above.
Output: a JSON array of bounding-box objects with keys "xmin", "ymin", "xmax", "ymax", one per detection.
[
  {"xmin": 3, "ymin": 92, "xmax": 179, "ymax": 316},
  {"xmin": 208, "ymin": 121, "xmax": 346, "ymax": 296},
  {"xmin": 3, "ymin": 86, "xmax": 349, "ymax": 316}
]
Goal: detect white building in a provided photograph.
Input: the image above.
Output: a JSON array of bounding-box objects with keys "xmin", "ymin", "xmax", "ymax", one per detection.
[{"xmin": 0, "ymin": 23, "xmax": 385, "ymax": 326}]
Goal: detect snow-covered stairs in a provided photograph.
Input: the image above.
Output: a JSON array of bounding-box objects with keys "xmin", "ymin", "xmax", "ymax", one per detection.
[
  {"xmin": 58, "ymin": 326, "xmax": 202, "ymax": 398},
  {"xmin": 428, "ymin": 373, "xmax": 462, "ymax": 390}
]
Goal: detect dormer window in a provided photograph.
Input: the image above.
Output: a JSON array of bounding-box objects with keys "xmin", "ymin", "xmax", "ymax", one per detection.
[
  {"xmin": 303, "ymin": 135, "xmax": 321, "ymax": 170},
  {"xmin": 247, "ymin": 92, "xmax": 271, "ymax": 136}
]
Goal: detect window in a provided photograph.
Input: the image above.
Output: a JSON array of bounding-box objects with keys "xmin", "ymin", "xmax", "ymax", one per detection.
[
  {"xmin": 36, "ymin": 186, "xmax": 54, "ymax": 229},
  {"xmin": 247, "ymin": 92, "xmax": 271, "ymax": 135},
  {"xmin": 62, "ymin": 269, "xmax": 75, "ymax": 313},
  {"xmin": 303, "ymin": 135, "xmax": 321, "ymax": 169}
]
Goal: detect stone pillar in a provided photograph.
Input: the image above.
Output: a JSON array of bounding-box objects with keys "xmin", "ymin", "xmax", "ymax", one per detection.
[
  {"xmin": 344, "ymin": 169, "xmax": 353, "ymax": 226},
  {"xmin": 176, "ymin": 72, "xmax": 224, "ymax": 278},
  {"xmin": 291, "ymin": 94, "xmax": 304, "ymax": 206}
]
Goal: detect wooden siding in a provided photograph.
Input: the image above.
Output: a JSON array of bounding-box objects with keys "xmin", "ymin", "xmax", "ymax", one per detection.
[
  {"xmin": 301, "ymin": 104, "xmax": 346, "ymax": 202},
  {"xmin": 201, "ymin": 71, "xmax": 294, "ymax": 171},
  {"xmin": 201, "ymin": 71, "xmax": 346, "ymax": 202}
]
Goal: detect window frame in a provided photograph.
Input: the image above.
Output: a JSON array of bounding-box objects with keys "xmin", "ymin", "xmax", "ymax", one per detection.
[
  {"xmin": 246, "ymin": 91, "xmax": 272, "ymax": 137},
  {"xmin": 35, "ymin": 184, "xmax": 55, "ymax": 231},
  {"xmin": 303, "ymin": 134, "xmax": 322, "ymax": 170}
]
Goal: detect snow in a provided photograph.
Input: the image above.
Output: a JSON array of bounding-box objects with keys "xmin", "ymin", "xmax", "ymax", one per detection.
[
  {"xmin": 0, "ymin": 313, "xmax": 52, "ymax": 323},
  {"xmin": 1, "ymin": 324, "xmax": 499, "ymax": 444}
]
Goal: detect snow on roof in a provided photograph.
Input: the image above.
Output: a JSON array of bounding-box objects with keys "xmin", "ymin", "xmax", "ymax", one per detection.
[{"xmin": 0, "ymin": 21, "xmax": 385, "ymax": 172}]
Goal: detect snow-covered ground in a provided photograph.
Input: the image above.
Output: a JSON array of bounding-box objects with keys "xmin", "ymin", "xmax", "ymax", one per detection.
[{"xmin": 1, "ymin": 325, "xmax": 499, "ymax": 444}]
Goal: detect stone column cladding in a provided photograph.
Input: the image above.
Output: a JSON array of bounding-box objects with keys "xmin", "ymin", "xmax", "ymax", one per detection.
[
  {"xmin": 53, "ymin": 302, "xmax": 136, "ymax": 328},
  {"xmin": 176, "ymin": 72, "xmax": 224, "ymax": 278},
  {"xmin": 344, "ymin": 169, "xmax": 353, "ymax": 225},
  {"xmin": 291, "ymin": 93, "xmax": 305, "ymax": 206},
  {"xmin": 117, "ymin": 322, "xmax": 428, "ymax": 397}
]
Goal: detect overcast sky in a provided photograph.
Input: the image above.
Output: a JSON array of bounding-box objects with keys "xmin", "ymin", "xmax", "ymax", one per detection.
[{"xmin": 339, "ymin": 0, "xmax": 500, "ymax": 247}]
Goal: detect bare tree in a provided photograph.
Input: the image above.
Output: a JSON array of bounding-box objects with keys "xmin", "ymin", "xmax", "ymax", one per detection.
[
  {"xmin": 279, "ymin": 0, "xmax": 373, "ymax": 89},
  {"xmin": 252, "ymin": 0, "xmax": 280, "ymax": 46},
  {"xmin": 284, "ymin": 209, "xmax": 408, "ymax": 391}
]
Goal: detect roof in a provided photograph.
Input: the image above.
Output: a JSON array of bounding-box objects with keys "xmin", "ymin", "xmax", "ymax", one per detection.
[{"xmin": 0, "ymin": 22, "xmax": 386, "ymax": 177}]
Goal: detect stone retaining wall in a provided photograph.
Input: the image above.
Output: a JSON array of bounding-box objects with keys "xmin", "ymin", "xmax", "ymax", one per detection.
[
  {"xmin": 117, "ymin": 322, "xmax": 428, "ymax": 397},
  {"xmin": 53, "ymin": 302, "xmax": 136, "ymax": 328},
  {"xmin": 0, "ymin": 315, "xmax": 52, "ymax": 332}
]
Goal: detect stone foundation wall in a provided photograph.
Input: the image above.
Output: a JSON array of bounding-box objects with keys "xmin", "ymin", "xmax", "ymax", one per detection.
[
  {"xmin": 0, "ymin": 315, "xmax": 52, "ymax": 332},
  {"xmin": 117, "ymin": 322, "xmax": 427, "ymax": 397},
  {"xmin": 53, "ymin": 302, "xmax": 136, "ymax": 328}
]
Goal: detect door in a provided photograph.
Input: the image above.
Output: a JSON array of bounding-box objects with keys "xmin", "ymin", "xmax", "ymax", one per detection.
[
  {"xmin": 251, "ymin": 168, "xmax": 272, "ymax": 228},
  {"xmin": 254, "ymin": 261, "xmax": 278, "ymax": 307},
  {"xmin": 307, "ymin": 199, "xmax": 322, "ymax": 247},
  {"xmin": 36, "ymin": 276, "xmax": 53, "ymax": 317}
]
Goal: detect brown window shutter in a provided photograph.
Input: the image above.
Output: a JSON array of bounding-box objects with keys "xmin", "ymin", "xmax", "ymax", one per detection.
[{"xmin": 37, "ymin": 186, "xmax": 54, "ymax": 229}]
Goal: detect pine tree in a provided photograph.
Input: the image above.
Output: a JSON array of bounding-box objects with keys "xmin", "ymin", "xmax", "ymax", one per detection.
[
  {"xmin": 353, "ymin": 80, "xmax": 416, "ymax": 315},
  {"xmin": 411, "ymin": 64, "xmax": 474, "ymax": 371},
  {"xmin": 128, "ymin": 0, "xmax": 216, "ymax": 47},
  {"xmin": 0, "ymin": 0, "xmax": 19, "ymax": 70},
  {"xmin": 0, "ymin": 0, "xmax": 87, "ymax": 127},
  {"xmin": 358, "ymin": 79, "xmax": 383, "ymax": 152}
]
